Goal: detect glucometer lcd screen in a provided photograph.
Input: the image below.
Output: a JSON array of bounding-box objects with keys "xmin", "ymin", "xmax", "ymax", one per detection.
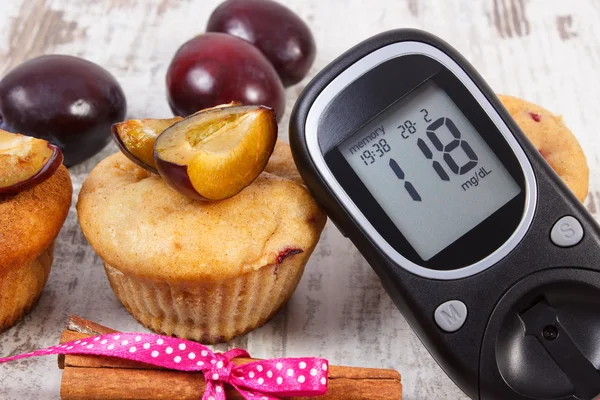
[{"xmin": 338, "ymin": 81, "xmax": 521, "ymax": 260}]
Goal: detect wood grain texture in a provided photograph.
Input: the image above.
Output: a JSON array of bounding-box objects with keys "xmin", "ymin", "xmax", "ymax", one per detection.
[{"xmin": 0, "ymin": 0, "xmax": 599, "ymax": 399}]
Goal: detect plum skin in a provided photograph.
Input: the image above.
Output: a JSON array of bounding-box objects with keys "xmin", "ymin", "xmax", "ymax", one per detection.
[
  {"xmin": 0, "ymin": 55, "xmax": 127, "ymax": 166},
  {"xmin": 0, "ymin": 144, "xmax": 63, "ymax": 195},
  {"xmin": 207, "ymin": 0, "xmax": 316, "ymax": 87},
  {"xmin": 155, "ymin": 157, "xmax": 205, "ymax": 201},
  {"xmin": 166, "ymin": 33, "xmax": 285, "ymax": 121}
]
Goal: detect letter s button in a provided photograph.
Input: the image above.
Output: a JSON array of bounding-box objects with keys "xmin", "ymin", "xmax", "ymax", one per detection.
[{"xmin": 551, "ymin": 216, "xmax": 584, "ymax": 248}]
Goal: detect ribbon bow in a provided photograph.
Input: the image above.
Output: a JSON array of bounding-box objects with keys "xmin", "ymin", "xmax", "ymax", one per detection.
[{"xmin": 0, "ymin": 332, "xmax": 329, "ymax": 400}]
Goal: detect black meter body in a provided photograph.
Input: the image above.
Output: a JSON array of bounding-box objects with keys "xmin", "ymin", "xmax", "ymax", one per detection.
[{"xmin": 290, "ymin": 29, "xmax": 600, "ymax": 400}]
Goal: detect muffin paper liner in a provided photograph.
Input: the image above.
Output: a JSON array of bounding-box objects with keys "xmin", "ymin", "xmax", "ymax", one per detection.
[{"xmin": 103, "ymin": 249, "xmax": 312, "ymax": 343}]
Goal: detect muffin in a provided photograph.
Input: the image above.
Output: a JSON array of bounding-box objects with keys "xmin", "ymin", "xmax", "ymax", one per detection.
[
  {"xmin": 0, "ymin": 165, "xmax": 72, "ymax": 332},
  {"xmin": 77, "ymin": 140, "xmax": 326, "ymax": 343},
  {"xmin": 500, "ymin": 95, "xmax": 589, "ymax": 201}
]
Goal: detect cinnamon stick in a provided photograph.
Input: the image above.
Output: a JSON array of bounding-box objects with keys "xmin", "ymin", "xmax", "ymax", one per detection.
[
  {"xmin": 59, "ymin": 316, "xmax": 402, "ymax": 400},
  {"xmin": 58, "ymin": 316, "xmax": 119, "ymax": 369},
  {"xmin": 67, "ymin": 316, "xmax": 119, "ymax": 335},
  {"xmin": 61, "ymin": 367, "xmax": 402, "ymax": 400}
]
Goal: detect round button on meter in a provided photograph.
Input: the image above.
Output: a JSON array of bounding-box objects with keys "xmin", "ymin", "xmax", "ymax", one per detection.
[
  {"xmin": 550, "ymin": 216, "xmax": 584, "ymax": 247},
  {"xmin": 434, "ymin": 300, "xmax": 467, "ymax": 333},
  {"xmin": 290, "ymin": 29, "xmax": 600, "ymax": 400}
]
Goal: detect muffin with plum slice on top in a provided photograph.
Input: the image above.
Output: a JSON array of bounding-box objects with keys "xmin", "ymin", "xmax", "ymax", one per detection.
[
  {"xmin": 78, "ymin": 106, "xmax": 326, "ymax": 343},
  {"xmin": 0, "ymin": 130, "xmax": 72, "ymax": 332}
]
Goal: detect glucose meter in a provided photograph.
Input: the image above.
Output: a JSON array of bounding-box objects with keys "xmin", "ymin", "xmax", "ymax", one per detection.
[{"xmin": 290, "ymin": 29, "xmax": 600, "ymax": 400}]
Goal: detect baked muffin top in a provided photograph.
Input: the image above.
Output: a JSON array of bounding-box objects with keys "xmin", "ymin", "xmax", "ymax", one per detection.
[
  {"xmin": 0, "ymin": 166, "xmax": 72, "ymax": 270},
  {"xmin": 499, "ymin": 95, "xmax": 589, "ymax": 201},
  {"xmin": 77, "ymin": 141, "xmax": 326, "ymax": 282}
]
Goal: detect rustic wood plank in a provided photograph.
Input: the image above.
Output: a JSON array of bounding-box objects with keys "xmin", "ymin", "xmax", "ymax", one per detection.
[{"xmin": 0, "ymin": 1, "xmax": 599, "ymax": 399}]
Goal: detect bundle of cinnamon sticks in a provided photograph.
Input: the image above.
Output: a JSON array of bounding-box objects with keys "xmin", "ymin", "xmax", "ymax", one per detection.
[{"xmin": 58, "ymin": 316, "xmax": 402, "ymax": 400}]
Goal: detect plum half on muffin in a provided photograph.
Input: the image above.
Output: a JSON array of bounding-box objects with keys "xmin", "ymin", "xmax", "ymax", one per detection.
[
  {"xmin": 77, "ymin": 137, "xmax": 326, "ymax": 343},
  {"xmin": 0, "ymin": 130, "xmax": 72, "ymax": 332}
]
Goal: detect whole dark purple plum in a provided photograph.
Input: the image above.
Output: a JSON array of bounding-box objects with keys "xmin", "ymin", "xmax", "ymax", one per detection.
[
  {"xmin": 166, "ymin": 33, "xmax": 285, "ymax": 121},
  {"xmin": 207, "ymin": 0, "xmax": 316, "ymax": 87},
  {"xmin": 0, "ymin": 55, "xmax": 127, "ymax": 166}
]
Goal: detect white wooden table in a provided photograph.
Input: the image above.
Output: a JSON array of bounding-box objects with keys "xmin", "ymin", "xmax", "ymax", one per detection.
[{"xmin": 0, "ymin": 1, "xmax": 599, "ymax": 399}]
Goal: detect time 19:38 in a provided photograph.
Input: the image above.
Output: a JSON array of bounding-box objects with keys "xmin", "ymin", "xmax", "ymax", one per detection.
[{"xmin": 359, "ymin": 139, "xmax": 391, "ymax": 165}]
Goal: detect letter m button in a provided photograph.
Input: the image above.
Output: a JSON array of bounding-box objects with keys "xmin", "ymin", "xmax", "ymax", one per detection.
[{"xmin": 434, "ymin": 300, "xmax": 468, "ymax": 333}]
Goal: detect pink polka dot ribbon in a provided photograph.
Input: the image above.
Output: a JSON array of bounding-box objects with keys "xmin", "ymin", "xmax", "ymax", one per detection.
[{"xmin": 0, "ymin": 332, "xmax": 329, "ymax": 399}]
